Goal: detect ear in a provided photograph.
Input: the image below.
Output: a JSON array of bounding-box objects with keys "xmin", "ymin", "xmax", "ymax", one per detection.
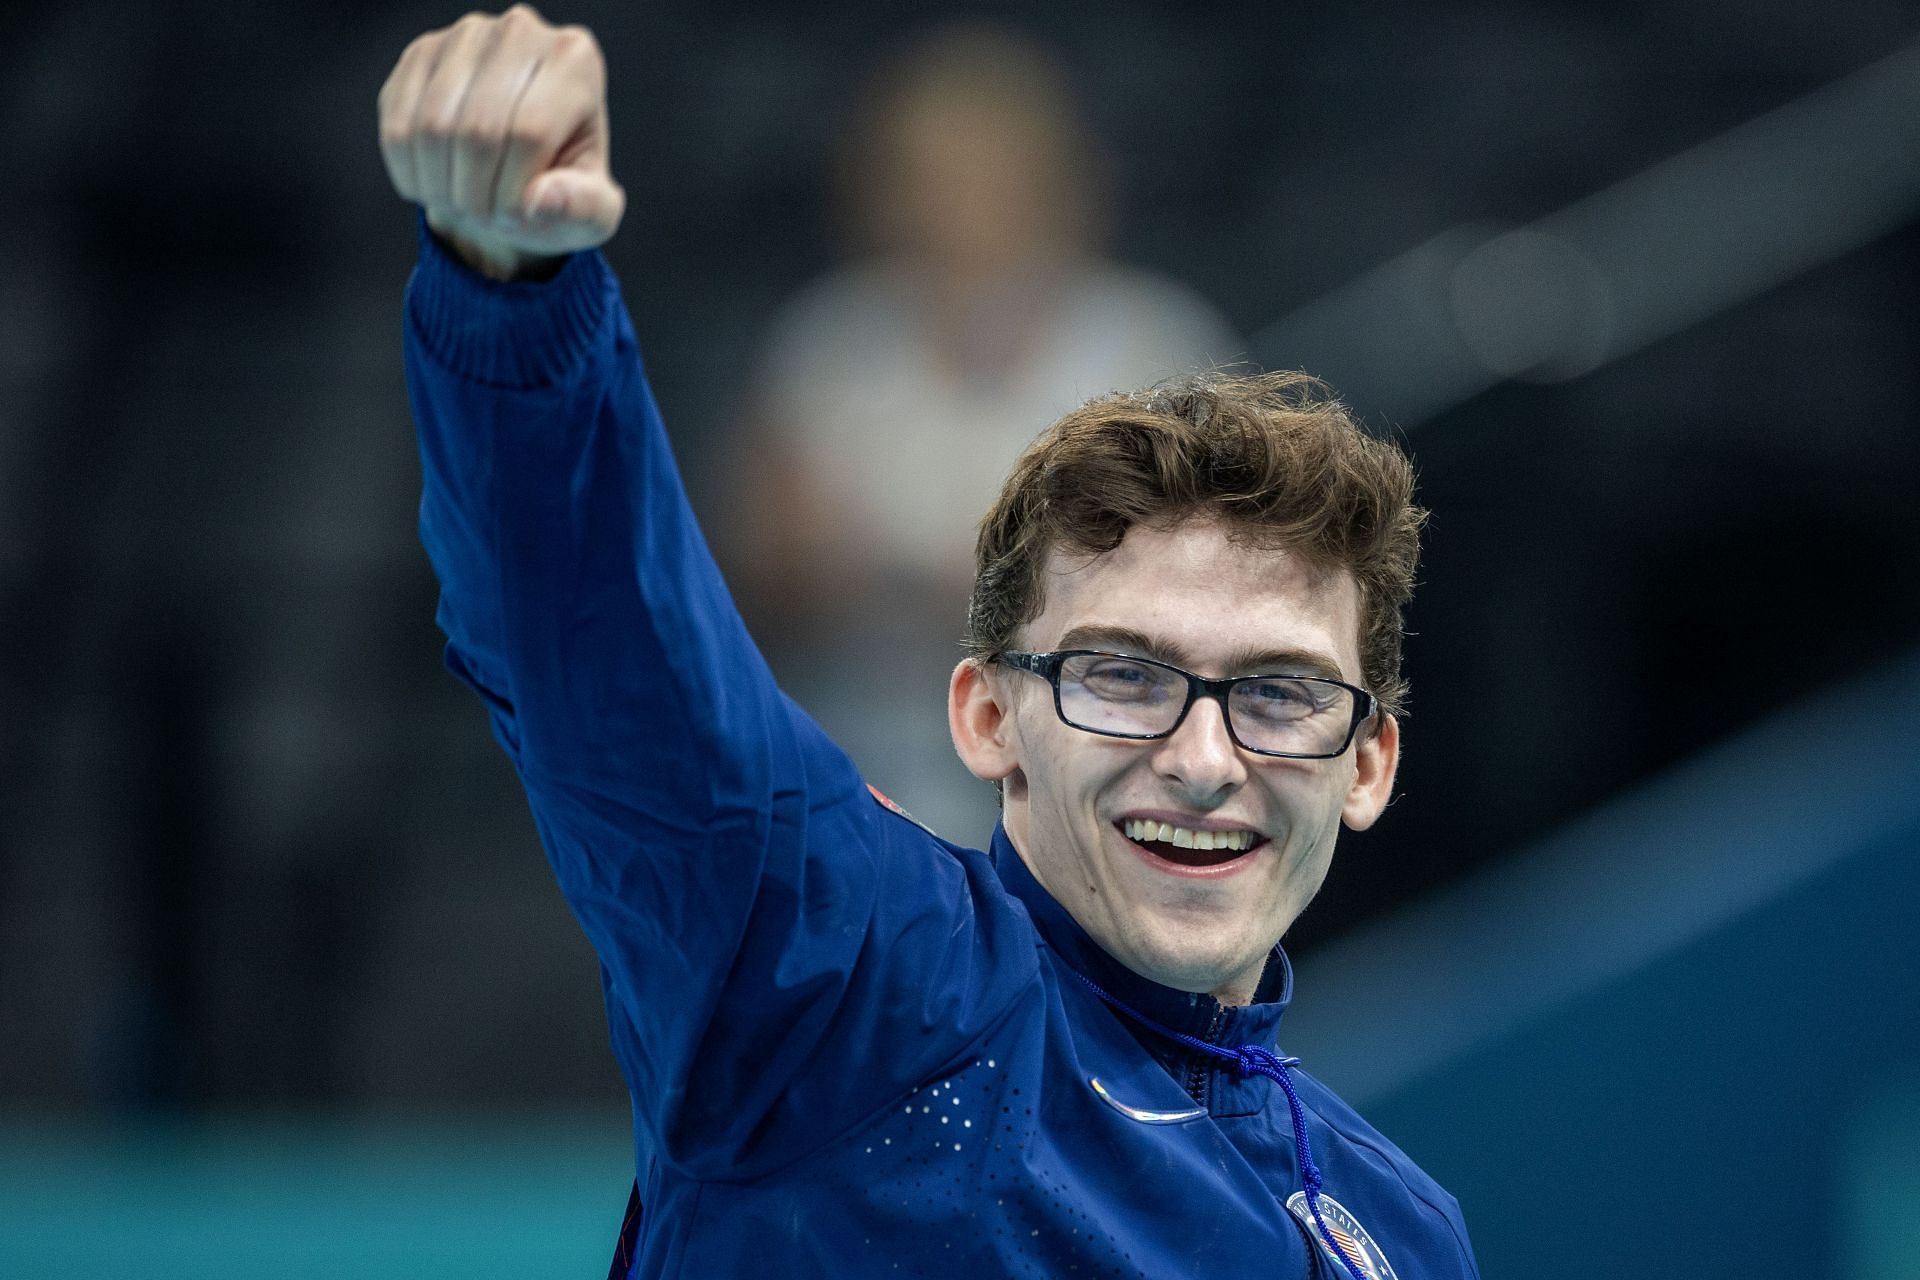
[
  {"xmin": 949, "ymin": 657, "xmax": 1022, "ymax": 783},
  {"xmin": 1341, "ymin": 712, "xmax": 1400, "ymax": 832}
]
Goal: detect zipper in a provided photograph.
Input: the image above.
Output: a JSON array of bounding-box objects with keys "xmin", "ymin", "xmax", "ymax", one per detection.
[{"xmin": 1182, "ymin": 1002, "xmax": 1228, "ymax": 1106}]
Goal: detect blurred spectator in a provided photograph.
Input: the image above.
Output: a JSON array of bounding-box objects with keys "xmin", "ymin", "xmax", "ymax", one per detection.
[{"xmin": 727, "ymin": 22, "xmax": 1239, "ymax": 844}]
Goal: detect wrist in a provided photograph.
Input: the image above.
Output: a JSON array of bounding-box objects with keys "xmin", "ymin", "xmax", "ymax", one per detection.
[
  {"xmin": 425, "ymin": 212, "xmax": 564, "ymax": 283},
  {"xmin": 408, "ymin": 212, "xmax": 612, "ymax": 389}
]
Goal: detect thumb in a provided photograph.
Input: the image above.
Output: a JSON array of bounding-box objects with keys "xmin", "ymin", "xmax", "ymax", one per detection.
[{"xmin": 520, "ymin": 169, "xmax": 626, "ymax": 249}]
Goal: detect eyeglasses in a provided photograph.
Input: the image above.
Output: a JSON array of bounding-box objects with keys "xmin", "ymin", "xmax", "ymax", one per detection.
[{"xmin": 994, "ymin": 649, "xmax": 1378, "ymax": 760}]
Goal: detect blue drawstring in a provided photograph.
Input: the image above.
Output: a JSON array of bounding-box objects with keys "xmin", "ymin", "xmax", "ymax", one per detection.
[{"xmin": 1073, "ymin": 971, "xmax": 1371, "ymax": 1280}]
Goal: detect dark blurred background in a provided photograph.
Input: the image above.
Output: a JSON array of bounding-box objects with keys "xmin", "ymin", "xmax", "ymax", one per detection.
[{"xmin": 3, "ymin": 1, "xmax": 1918, "ymax": 1275}]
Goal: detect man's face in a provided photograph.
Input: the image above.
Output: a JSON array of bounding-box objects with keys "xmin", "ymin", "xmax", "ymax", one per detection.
[{"xmin": 956, "ymin": 517, "xmax": 1398, "ymax": 1004}]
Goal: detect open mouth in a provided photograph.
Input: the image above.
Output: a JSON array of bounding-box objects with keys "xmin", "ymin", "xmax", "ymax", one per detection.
[{"xmin": 1117, "ymin": 818, "xmax": 1266, "ymax": 869}]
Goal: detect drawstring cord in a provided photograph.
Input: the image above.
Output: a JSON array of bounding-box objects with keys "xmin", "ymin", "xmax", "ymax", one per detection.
[{"xmin": 1073, "ymin": 971, "xmax": 1371, "ymax": 1280}]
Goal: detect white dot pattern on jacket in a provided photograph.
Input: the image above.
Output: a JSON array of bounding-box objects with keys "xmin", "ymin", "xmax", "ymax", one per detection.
[{"xmin": 813, "ymin": 1049, "xmax": 1158, "ymax": 1279}]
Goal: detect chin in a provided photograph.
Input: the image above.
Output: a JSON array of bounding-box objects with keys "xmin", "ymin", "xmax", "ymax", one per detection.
[{"xmin": 1118, "ymin": 927, "xmax": 1258, "ymax": 995}]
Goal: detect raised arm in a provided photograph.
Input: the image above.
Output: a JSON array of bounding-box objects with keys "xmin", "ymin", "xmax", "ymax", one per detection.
[{"xmin": 377, "ymin": 7, "xmax": 1034, "ymax": 1177}]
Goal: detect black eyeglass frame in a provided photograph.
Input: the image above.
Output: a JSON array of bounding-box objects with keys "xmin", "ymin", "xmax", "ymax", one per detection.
[{"xmin": 994, "ymin": 649, "xmax": 1379, "ymax": 760}]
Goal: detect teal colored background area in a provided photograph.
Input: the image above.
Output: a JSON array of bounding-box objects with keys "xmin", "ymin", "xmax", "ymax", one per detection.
[
  {"xmin": 0, "ymin": 1113, "xmax": 632, "ymax": 1279},
  {"xmin": 1844, "ymin": 1074, "xmax": 1920, "ymax": 1277},
  {"xmin": 1361, "ymin": 819, "xmax": 1920, "ymax": 1278}
]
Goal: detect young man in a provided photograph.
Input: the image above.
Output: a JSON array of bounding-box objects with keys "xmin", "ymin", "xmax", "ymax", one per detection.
[{"xmin": 380, "ymin": 9, "xmax": 1479, "ymax": 1278}]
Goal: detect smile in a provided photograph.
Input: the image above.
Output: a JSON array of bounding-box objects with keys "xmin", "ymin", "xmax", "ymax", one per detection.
[{"xmin": 1116, "ymin": 817, "xmax": 1266, "ymax": 872}]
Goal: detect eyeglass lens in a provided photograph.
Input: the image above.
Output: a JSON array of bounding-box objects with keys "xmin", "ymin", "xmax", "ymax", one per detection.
[{"xmin": 1055, "ymin": 652, "xmax": 1356, "ymax": 756}]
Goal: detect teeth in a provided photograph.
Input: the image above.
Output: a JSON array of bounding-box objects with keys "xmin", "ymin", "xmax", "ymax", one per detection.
[{"xmin": 1122, "ymin": 820, "xmax": 1255, "ymax": 852}]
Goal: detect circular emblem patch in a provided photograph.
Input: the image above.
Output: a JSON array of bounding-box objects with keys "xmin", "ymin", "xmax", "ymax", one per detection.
[{"xmin": 1284, "ymin": 1192, "xmax": 1399, "ymax": 1280}]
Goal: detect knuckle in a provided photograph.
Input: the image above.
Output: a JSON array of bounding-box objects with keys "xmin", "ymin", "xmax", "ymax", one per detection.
[
  {"xmin": 504, "ymin": 116, "xmax": 552, "ymax": 151},
  {"xmin": 379, "ymin": 40, "xmax": 426, "ymax": 102},
  {"xmin": 414, "ymin": 105, "xmax": 461, "ymax": 143},
  {"xmin": 461, "ymin": 124, "xmax": 508, "ymax": 156},
  {"xmin": 552, "ymin": 24, "xmax": 602, "ymax": 60}
]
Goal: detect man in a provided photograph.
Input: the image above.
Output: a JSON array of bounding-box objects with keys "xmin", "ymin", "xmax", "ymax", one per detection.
[{"xmin": 380, "ymin": 8, "xmax": 1479, "ymax": 1278}]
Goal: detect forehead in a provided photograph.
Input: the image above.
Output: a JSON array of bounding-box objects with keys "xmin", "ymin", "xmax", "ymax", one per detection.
[{"xmin": 1021, "ymin": 519, "xmax": 1364, "ymax": 680}]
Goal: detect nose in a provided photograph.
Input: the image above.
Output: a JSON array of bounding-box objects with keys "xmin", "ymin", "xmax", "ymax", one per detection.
[{"xmin": 1150, "ymin": 693, "xmax": 1248, "ymax": 802}]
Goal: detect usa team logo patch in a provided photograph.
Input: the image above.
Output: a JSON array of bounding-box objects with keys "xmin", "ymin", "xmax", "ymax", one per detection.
[{"xmin": 1284, "ymin": 1192, "xmax": 1399, "ymax": 1280}]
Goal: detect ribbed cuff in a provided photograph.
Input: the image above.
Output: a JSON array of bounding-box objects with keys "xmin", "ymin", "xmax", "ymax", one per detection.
[{"xmin": 404, "ymin": 212, "xmax": 613, "ymax": 390}]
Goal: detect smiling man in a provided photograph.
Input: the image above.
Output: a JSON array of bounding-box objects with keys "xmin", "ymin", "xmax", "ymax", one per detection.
[
  {"xmin": 381, "ymin": 8, "xmax": 1478, "ymax": 1279},
  {"xmin": 955, "ymin": 503, "xmax": 1399, "ymax": 1009}
]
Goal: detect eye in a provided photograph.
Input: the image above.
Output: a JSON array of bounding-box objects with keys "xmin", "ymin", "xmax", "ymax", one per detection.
[
  {"xmin": 1077, "ymin": 657, "xmax": 1172, "ymax": 701},
  {"xmin": 1234, "ymin": 678, "xmax": 1322, "ymax": 721}
]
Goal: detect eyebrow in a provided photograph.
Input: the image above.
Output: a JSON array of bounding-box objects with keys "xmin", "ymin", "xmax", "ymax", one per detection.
[{"xmin": 1053, "ymin": 624, "xmax": 1349, "ymax": 683}]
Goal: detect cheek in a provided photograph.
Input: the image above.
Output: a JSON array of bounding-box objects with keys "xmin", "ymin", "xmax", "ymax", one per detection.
[
  {"xmin": 1006, "ymin": 708, "xmax": 1051, "ymax": 785},
  {"xmin": 1294, "ymin": 791, "xmax": 1352, "ymax": 884},
  {"xmin": 995, "ymin": 689, "xmax": 1049, "ymax": 799},
  {"xmin": 1003, "ymin": 683, "xmax": 1054, "ymax": 754},
  {"xmin": 1266, "ymin": 765, "xmax": 1354, "ymax": 853},
  {"xmin": 1266, "ymin": 757, "xmax": 1347, "ymax": 804},
  {"xmin": 1009, "ymin": 700, "xmax": 1090, "ymax": 786}
]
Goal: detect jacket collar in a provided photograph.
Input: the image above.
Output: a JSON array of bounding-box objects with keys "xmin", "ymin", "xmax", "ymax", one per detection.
[{"xmin": 989, "ymin": 822, "xmax": 1293, "ymax": 1052}]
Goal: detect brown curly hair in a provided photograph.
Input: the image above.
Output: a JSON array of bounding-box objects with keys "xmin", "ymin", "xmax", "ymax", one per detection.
[{"xmin": 966, "ymin": 371, "xmax": 1425, "ymax": 719}]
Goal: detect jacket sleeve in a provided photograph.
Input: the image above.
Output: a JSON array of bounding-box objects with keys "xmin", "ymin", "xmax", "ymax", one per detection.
[{"xmin": 401, "ymin": 223, "xmax": 1036, "ymax": 1177}]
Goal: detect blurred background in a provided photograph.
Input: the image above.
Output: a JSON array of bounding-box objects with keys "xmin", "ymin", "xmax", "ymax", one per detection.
[{"xmin": 3, "ymin": 0, "xmax": 1918, "ymax": 1275}]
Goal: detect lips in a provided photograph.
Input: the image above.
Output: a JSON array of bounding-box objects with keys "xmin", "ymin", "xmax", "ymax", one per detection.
[
  {"xmin": 1115, "ymin": 817, "xmax": 1267, "ymax": 871},
  {"xmin": 1147, "ymin": 840, "xmax": 1247, "ymax": 868}
]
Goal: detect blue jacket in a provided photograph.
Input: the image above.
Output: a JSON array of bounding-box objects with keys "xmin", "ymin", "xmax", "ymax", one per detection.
[{"xmin": 402, "ymin": 225, "xmax": 1480, "ymax": 1280}]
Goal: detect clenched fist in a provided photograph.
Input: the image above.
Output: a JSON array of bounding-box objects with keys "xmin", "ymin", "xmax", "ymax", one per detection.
[{"xmin": 378, "ymin": 5, "xmax": 624, "ymax": 280}]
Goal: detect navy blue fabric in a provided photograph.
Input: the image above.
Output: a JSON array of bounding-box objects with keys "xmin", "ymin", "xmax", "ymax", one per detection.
[{"xmin": 402, "ymin": 224, "xmax": 1481, "ymax": 1279}]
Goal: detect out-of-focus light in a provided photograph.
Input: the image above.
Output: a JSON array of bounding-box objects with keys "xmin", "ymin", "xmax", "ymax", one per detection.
[{"xmin": 1255, "ymin": 39, "xmax": 1920, "ymax": 425}]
